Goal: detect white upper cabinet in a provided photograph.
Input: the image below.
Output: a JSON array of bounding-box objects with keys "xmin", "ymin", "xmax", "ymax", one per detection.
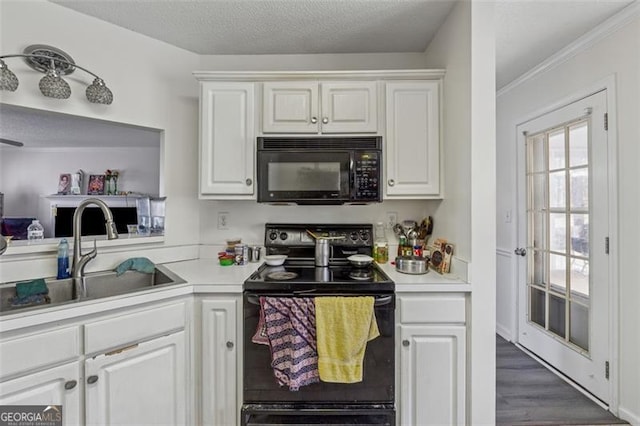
[
  {"xmin": 263, "ymin": 81, "xmax": 377, "ymax": 134},
  {"xmin": 385, "ymin": 81, "xmax": 441, "ymax": 198},
  {"xmin": 199, "ymin": 82, "xmax": 255, "ymax": 199}
]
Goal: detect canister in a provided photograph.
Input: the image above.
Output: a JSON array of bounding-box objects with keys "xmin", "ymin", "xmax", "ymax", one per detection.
[{"xmin": 235, "ymin": 243, "xmax": 248, "ymax": 265}]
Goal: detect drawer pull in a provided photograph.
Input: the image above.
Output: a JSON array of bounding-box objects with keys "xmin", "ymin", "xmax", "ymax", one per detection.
[
  {"xmin": 87, "ymin": 375, "xmax": 99, "ymax": 384},
  {"xmin": 64, "ymin": 380, "xmax": 77, "ymax": 390},
  {"xmin": 402, "ymin": 339, "xmax": 410, "ymax": 347},
  {"xmin": 226, "ymin": 341, "xmax": 234, "ymax": 349}
]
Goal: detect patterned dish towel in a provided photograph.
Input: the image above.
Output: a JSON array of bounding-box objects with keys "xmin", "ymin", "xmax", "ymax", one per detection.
[{"xmin": 262, "ymin": 297, "xmax": 319, "ymax": 391}]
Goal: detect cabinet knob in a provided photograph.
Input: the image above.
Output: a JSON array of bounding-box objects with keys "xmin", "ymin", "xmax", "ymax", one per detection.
[
  {"xmin": 245, "ymin": 178, "xmax": 252, "ymax": 186},
  {"xmin": 388, "ymin": 179, "xmax": 395, "ymax": 187},
  {"xmin": 64, "ymin": 380, "xmax": 77, "ymax": 390},
  {"xmin": 87, "ymin": 375, "xmax": 99, "ymax": 384},
  {"xmin": 322, "ymin": 117, "xmax": 329, "ymax": 124},
  {"xmin": 514, "ymin": 247, "xmax": 527, "ymax": 257},
  {"xmin": 226, "ymin": 341, "xmax": 234, "ymax": 349},
  {"xmin": 402, "ymin": 339, "xmax": 410, "ymax": 347},
  {"xmin": 310, "ymin": 117, "xmax": 318, "ymax": 124}
]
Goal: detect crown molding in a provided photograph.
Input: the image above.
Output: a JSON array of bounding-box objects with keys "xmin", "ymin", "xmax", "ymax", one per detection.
[
  {"xmin": 497, "ymin": 1, "xmax": 639, "ymax": 98},
  {"xmin": 193, "ymin": 69, "xmax": 446, "ymax": 81}
]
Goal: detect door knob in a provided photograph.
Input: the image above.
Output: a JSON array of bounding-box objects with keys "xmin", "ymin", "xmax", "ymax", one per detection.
[
  {"xmin": 514, "ymin": 247, "xmax": 527, "ymax": 257},
  {"xmin": 310, "ymin": 117, "xmax": 318, "ymax": 124},
  {"xmin": 64, "ymin": 380, "xmax": 77, "ymax": 390},
  {"xmin": 245, "ymin": 178, "xmax": 252, "ymax": 186},
  {"xmin": 402, "ymin": 339, "xmax": 410, "ymax": 347},
  {"xmin": 322, "ymin": 117, "xmax": 329, "ymax": 124},
  {"xmin": 226, "ymin": 341, "xmax": 234, "ymax": 349},
  {"xmin": 388, "ymin": 179, "xmax": 395, "ymax": 187},
  {"xmin": 87, "ymin": 375, "xmax": 99, "ymax": 384}
]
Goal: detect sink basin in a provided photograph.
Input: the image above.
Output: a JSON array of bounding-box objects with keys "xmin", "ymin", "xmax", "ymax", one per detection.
[{"xmin": 0, "ymin": 264, "xmax": 186, "ymax": 315}]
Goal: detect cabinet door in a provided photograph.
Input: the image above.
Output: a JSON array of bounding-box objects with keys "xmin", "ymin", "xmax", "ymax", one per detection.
[
  {"xmin": 201, "ymin": 298, "xmax": 238, "ymax": 426},
  {"xmin": 85, "ymin": 331, "xmax": 187, "ymax": 426},
  {"xmin": 200, "ymin": 82, "xmax": 255, "ymax": 197},
  {"xmin": 320, "ymin": 81, "xmax": 377, "ymax": 133},
  {"xmin": 263, "ymin": 81, "xmax": 319, "ymax": 133},
  {"xmin": 385, "ymin": 81, "xmax": 441, "ymax": 197},
  {"xmin": 0, "ymin": 361, "xmax": 81, "ymax": 426},
  {"xmin": 399, "ymin": 325, "xmax": 465, "ymax": 426}
]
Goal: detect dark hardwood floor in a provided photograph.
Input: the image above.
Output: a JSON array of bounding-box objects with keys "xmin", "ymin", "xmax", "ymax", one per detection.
[{"xmin": 496, "ymin": 335, "xmax": 627, "ymax": 425}]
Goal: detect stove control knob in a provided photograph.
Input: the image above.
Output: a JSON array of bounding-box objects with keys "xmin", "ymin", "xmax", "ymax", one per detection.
[
  {"xmin": 268, "ymin": 231, "xmax": 278, "ymax": 241},
  {"xmin": 350, "ymin": 232, "xmax": 359, "ymax": 241},
  {"xmin": 360, "ymin": 230, "xmax": 370, "ymax": 241},
  {"xmin": 279, "ymin": 232, "xmax": 288, "ymax": 241}
]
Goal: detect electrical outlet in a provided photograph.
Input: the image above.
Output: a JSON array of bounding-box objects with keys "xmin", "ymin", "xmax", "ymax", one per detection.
[
  {"xmin": 217, "ymin": 212, "xmax": 229, "ymax": 230},
  {"xmin": 386, "ymin": 212, "xmax": 398, "ymax": 230}
]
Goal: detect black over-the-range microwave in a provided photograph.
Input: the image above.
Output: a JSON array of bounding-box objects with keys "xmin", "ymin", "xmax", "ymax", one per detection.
[{"xmin": 257, "ymin": 136, "xmax": 382, "ymax": 205}]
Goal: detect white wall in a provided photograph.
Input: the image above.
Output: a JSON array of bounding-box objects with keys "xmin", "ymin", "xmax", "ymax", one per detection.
[
  {"xmin": 1, "ymin": 147, "xmax": 160, "ymax": 217},
  {"xmin": 496, "ymin": 12, "xmax": 640, "ymax": 423},
  {"xmin": 0, "ymin": 0, "xmax": 200, "ymax": 251},
  {"xmin": 424, "ymin": 1, "xmax": 497, "ymax": 424}
]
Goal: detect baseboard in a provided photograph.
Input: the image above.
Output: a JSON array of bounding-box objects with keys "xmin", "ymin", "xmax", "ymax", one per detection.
[
  {"xmin": 496, "ymin": 323, "xmax": 512, "ymax": 342},
  {"xmin": 618, "ymin": 406, "xmax": 640, "ymax": 426}
]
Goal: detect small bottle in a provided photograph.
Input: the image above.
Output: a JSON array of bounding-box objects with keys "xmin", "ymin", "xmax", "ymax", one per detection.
[
  {"xmin": 373, "ymin": 222, "xmax": 388, "ymax": 264},
  {"xmin": 398, "ymin": 235, "xmax": 407, "ymax": 257},
  {"xmin": 27, "ymin": 220, "xmax": 44, "ymax": 241},
  {"xmin": 57, "ymin": 238, "xmax": 71, "ymax": 279}
]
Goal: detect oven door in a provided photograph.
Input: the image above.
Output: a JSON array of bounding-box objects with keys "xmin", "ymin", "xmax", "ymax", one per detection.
[
  {"xmin": 257, "ymin": 151, "xmax": 351, "ymax": 204},
  {"xmin": 243, "ymin": 293, "xmax": 395, "ymax": 404}
]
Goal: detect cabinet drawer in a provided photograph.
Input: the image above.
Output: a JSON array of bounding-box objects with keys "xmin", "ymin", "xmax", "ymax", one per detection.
[
  {"xmin": 0, "ymin": 326, "xmax": 80, "ymax": 379},
  {"xmin": 399, "ymin": 295, "xmax": 466, "ymax": 324},
  {"xmin": 85, "ymin": 302, "xmax": 186, "ymax": 354}
]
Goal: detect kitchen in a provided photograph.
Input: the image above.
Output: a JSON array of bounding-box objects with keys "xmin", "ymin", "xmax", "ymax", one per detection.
[{"xmin": 0, "ymin": 1, "xmax": 637, "ymax": 425}]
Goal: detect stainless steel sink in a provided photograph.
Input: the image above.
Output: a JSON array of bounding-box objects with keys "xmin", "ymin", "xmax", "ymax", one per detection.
[{"xmin": 0, "ymin": 264, "xmax": 186, "ymax": 315}]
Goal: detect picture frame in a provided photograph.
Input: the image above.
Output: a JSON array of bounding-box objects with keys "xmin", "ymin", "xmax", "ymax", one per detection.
[
  {"xmin": 57, "ymin": 173, "xmax": 71, "ymax": 195},
  {"xmin": 87, "ymin": 174, "xmax": 105, "ymax": 195}
]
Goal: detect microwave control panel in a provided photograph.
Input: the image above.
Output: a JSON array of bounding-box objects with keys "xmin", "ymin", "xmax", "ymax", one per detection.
[{"xmin": 353, "ymin": 151, "xmax": 381, "ymax": 201}]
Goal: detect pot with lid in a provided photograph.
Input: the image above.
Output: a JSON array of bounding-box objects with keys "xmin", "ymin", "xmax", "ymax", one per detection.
[{"xmin": 395, "ymin": 255, "xmax": 429, "ymax": 275}]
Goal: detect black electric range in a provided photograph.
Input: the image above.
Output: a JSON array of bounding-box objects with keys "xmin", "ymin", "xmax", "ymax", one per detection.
[{"xmin": 243, "ymin": 223, "xmax": 394, "ymax": 293}]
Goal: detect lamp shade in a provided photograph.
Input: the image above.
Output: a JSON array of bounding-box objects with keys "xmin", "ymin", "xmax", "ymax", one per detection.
[
  {"xmin": 86, "ymin": 78, "xmax": 113, "ymax": 105},
  {"xmin": 39, "ymin": 69, "xmax": 71, "ymax": 99},
  {"xmin": 0, "ymin": 60, "xmax": 19, "ymax": 91}
]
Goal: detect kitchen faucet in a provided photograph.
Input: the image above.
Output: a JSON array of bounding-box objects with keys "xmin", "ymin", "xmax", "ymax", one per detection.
[{"xmin": 72, "ymin": 198, "xmax": 119, "ymax": 298}]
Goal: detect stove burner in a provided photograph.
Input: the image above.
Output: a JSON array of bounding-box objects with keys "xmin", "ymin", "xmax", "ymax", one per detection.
[
  {"xmin": 349, "ymin": 270, "xmax": 373, "ymax": 281},
  {"xmin": 266, "ymin": 271, "xmax": 299, "ymax": 281}
]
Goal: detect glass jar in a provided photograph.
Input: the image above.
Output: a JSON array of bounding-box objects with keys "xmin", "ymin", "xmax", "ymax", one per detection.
[{"xmin": 373, "ymin": 222, "xmax": 389, "ymax": 264}]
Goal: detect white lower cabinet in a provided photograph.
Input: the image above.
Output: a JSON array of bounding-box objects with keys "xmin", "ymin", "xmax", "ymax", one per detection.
[
  {"xmin": 200, "ymin": 297, "xmax": 239, "ymax": 426},
  {"xmin": 85, "ymin": 331, "xmax": 187, "ymax": 426},
  {"xmin": 397, "ymin": 294, "xmax": 466, "ymax": 426},
  {"xmin": 0, "ymin": 361, "xmax": 81, "ymax": 426}
]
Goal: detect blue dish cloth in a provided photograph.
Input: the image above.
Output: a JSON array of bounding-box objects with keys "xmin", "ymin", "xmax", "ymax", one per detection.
[
  {"xmin": 15, "ymin": 278, "xmax": 48, "ymax": 298},
  {"xmin": 115, "ymin": 257, "xmax": 155, "ymax": 276}
]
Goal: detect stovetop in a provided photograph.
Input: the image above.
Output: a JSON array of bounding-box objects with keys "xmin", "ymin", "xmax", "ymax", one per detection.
[{"xmin": 244, "ymin": 260, "xmax": 394, "ymax": 293}]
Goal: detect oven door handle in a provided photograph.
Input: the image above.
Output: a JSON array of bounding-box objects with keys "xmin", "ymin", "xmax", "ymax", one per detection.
[{"xmin": 245, "ymin": 294, "xmax": 393, "ymax": 306}]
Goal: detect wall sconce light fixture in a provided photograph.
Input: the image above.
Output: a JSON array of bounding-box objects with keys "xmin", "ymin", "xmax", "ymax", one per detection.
[{"xmin": 0, "ymin": 44, "xmax": 113, "ymax": 105}]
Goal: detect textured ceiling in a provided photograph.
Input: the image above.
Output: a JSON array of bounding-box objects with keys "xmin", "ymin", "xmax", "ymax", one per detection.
[{"xmin": 50, "ymin": 0, "xmax": 457, "ymax": 55}]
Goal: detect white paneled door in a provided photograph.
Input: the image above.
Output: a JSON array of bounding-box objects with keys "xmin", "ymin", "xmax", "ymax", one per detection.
[{"xmin": 516, "ymin": 90, "xmax": 610, "ymax": 403}]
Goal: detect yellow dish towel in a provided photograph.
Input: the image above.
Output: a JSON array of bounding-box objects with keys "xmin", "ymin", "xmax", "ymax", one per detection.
[{"xmin": 315, "ymin": 296, "xmax": 380, "ymax": 383}]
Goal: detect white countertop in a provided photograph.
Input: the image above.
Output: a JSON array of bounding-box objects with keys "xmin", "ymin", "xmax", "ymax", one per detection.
[{"xmin": 0, "ymin": 258, "xmax": 470, "ymax": 332}]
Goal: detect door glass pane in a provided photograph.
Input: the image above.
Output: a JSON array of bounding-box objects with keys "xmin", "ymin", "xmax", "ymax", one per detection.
[
  {"xmin": 570, "ymin": 214, "xmax": 589, "ymax": 256},
  {"xmin": 530, "ymin": 287, "xmax": 545, "ymax": 327},
  {"xmin": 549, "ymin": 253, "xmax": 567, "ymax": 292},
  {"xmin": 549, "ymin": 129, "xmax": 565, "ymax": 170},
  {"xmin": 569, "ymin": 122, "xmax": 588, "ymax": 167},
  {"xmin": 570, "ymin": 168, "xmax": 588, "ymax": 209},
  {"xmin": 570, "ymin": 301, "xmax": 589, "ymax": 351},
  {"xmin": 530, "ymin": 135, "xmax": 546, "ymax": 173},
  {"xmin": 532, "ymin": 212, "xmax": 546, "ymax": 250},
  {"xmin": 549, "ymin": 294, "xmax": 566, "ymax": 338},
  {"xmin": 550, "ymin": 213, "xmax": 566, "ymax": 252},
  {"xmin": 549, "ymin": 171, "xmax": 566, "ymax": 208},
  {"xmin": 532, "ymin": 174, "xmax": 546, "ymax": 211},
  {"xmin": 532, "ymin": 249, "xmax": 545, "ymax": 286}
]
